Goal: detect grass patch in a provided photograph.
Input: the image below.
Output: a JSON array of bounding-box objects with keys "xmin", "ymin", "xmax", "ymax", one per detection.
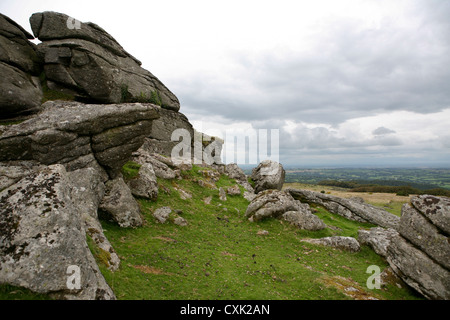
[
  {"xmin": 0, "ymin": 284, "xmax": 51, "ymax": 300},
  {"xmin": 121, "ymin": 161, "xmax": 142, "ymax": 181},
  {"xmin": 0, "ymin": 120, "xmax": 26, "ymax": 126}
]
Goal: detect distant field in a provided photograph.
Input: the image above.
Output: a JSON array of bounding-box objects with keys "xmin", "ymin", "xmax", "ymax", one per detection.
[
  {"xmin": 284, "ymin": 168, "xmax": 450, "ymax": 190},
  {"xmin": 283, "ymin": 182, "xmax": 410, "ymax": 217}
]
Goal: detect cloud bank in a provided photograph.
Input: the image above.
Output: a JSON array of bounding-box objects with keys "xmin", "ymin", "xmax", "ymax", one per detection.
[{"xmin": 1, "ymin": 0, "xmax": 449, "ymax": 166}]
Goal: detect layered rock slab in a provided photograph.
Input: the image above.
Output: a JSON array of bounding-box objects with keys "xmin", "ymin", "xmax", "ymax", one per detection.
[
  {"xmin": 0, "ymin": 100, "xmax": 160, "ymax": 178},
  {"xmin": 286, "ymin": 188, "xmax": 400, "ymax": 229},
  {"xmin": 386, "ymin": 195, "xmax": 450, "ymax": 300}
]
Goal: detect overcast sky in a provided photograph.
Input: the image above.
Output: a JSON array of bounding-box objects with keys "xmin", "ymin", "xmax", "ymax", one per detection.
[{"xmin": 2, "ymin": 0, "xmax": 449, "ymax": 167}]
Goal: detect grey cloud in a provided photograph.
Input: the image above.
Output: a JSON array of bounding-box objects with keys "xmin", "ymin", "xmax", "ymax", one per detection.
[
  {"xmin": 175, "ymin": 1, "xmax": 450, "ymax": 127},
  {"xmin": 372, "ymin": 127, "xmax": 396, "ymax": 136},
  {"xmin": 277, "ymin": 123, "xmax": 402, "ymax": 154}
]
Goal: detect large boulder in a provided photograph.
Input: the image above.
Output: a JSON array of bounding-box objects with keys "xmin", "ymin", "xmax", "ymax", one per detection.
[
  {"xmin": 251, "ymin": 160, "xmax": 285, "ymax": 194},
  {"xmin": 0, "ymin": 13, "xmax": 42, "ymax": 120},
  {"xmin": 386, "ymin": 195, "xmax": 450, "ymax": 300},
  {"xmin": 30, "ymin": 11, "xmax": 180, "ymax": 111},
  {"xmin": 399, "ymin": 203, "xmax": 450, "ymax": 270},
  {"xmin": 68, "ymin": 167, "xmax": 120, "ymax": 271},
  {"xmin": 0, "ymin": 100, "xmax": 160, "ymax": 178},
  {"xmin": 387, "ymin": 234, "xmax": 450, "ymax": 300},
  {"xmin": 287, "ymin": 188, "xmax": 400, "ymax": 229},
  {"xmin": 0, "ymin": 164, "xmax": 115, "ymax": 299},
  {"xmin": 245, "ymin": 189, "xmax": 325, "ymax": 231},
  {"xmin": 99, "ymin": 175, "xmax": 143, "ymax": 228},
  {"xmin": 245, "ymin": 189, "xmax": 300, "ymax": 221},
  {"xmin": 125, "ymin": 163, "xmax": 158, "ymax": 200}
]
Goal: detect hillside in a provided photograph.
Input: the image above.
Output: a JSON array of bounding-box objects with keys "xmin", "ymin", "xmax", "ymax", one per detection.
[
  {"xmin": 0, "ymin": 163, "xmax": 423, "ymax": 300},
  {"xmin": 84, "ymin": 166, "xmax": 425, "ymax": 299},
  {"xmin": 97, "ymin": 166, "xmax": 426, "ymax": 300}
]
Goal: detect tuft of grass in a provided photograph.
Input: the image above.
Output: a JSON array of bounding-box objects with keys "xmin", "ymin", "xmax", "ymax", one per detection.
[{"xmin": 121, "ymin": 161, "xmax": 142, "ymax": 181}]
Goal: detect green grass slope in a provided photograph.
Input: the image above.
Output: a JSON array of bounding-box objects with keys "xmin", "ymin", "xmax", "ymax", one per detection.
[{"xmin": 93, "ymin": 165, "xmax": 422, "ymax": 300}]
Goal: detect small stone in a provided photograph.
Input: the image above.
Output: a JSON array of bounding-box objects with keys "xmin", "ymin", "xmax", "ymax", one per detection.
[{"xmin": 153, "ymin": 207, "xmax": 172, "ymax": 224}]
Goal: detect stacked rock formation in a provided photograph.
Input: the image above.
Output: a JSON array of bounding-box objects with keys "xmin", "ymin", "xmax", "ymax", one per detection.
[
  {"xmin": 242, "ymin": 161, "xmax": 326, "ymax": 231},
  {"xmin": 29, "ymin": 11, "xmax": 180, "ymax": 110},
  {"xmin": 0, "ymin": 11, "xmax": 218, "ymax": 300}
]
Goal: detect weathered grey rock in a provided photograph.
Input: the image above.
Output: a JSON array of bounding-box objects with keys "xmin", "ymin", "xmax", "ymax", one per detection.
[
  {"xmin": 302, "ymin": 236, "xmax": 361, "ymax": 252},
  {"xmin": 387, "ymin": 234, "xmax": 450, "ymax": 300},
  {"xmin": 0, "ymin": 14, "xmax": 43, "ymax": 120},
  {"xmin": 0, "ymin": 14, "xmax": 40, "ymax": 73},
  {"xmin": 280, "ymin": 210, "xmax": 326, "ymax": 231},
  {"xmin": 0, "ymin": 161, "xmax": 44, "ymax": 191},
  {"xmin": 99, "ymin": 175, "xmax": 143, "ymax": 228},
  {"xmin": 174, "ymin": 216, "xmax": 188, "ymax": 227},
  {"xmin": 358, "ymin": 227, "xmax": 399, "ymax": 258},
  {"xmin": 227, "ymin": 185, "xmax": 241, "ymax": 196},
  {"xmin": 385, "ymin": 195, "xmax": 450, "ymax": 300},
  {"xmin": 67, "ymin": 167, "xmax": 120, "ymax": 271},
  {"xmin": 126, "ymin": 163, "xmax": 158, "ymax": 200},
  {"xmin": 132, "ymin": 149, "xmax": 177, "ymax": 180},
  {"xmin": 219, "ymin": 187, "xmax": 227, "ymax": 201},
  {"xmin": 30, "ymin": 11, "xmax": 180, "ymax": 111},
  {"xmin": 245, "ymin": 189, "xmax": 302, "ymax": 222},
  {"xmin": 243, "ymin": 191, "xmax": 257, "ymax": 202},
  {"xmin": 251, "ymin": 160, "xmax": 285, "ymax": 194},
  {"xmin": 410, "ymin": 195, "xmax": 450, "ymax": 235},
  {"xmin": 0, "ymin": 164, "xmax": 115, "ymax": 299},
  {"xmin": 286, "ymin": 188, "xmax": 400, "ymax": 229},
  {"xmin": 399, "ymin": 203, "xmax": 450, "ymax": 270},
  {"xmin": 200, "ymin": 169, "xmax": 220, "ymax": 182},
  {"xmin": 0, "ymin": 63, "xmax": 43, "ymax": 120},
  {"xmin": 0, "ymin": 101, "xmax": 159, "ymax": 178},
  {"xmin": 149, "ymin": 108, "xmax": 194, "ymax": 144},
  {"xmin": 225, "ymin": 163, "xmax": 255, "ymax": 194},
  {"xmin": 225, "ymin": 163, "xmax": 247, "ymax": 182},
  {"xmin": 153, "ymin": 207, "xmax": 172, "ymax": 224}
]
